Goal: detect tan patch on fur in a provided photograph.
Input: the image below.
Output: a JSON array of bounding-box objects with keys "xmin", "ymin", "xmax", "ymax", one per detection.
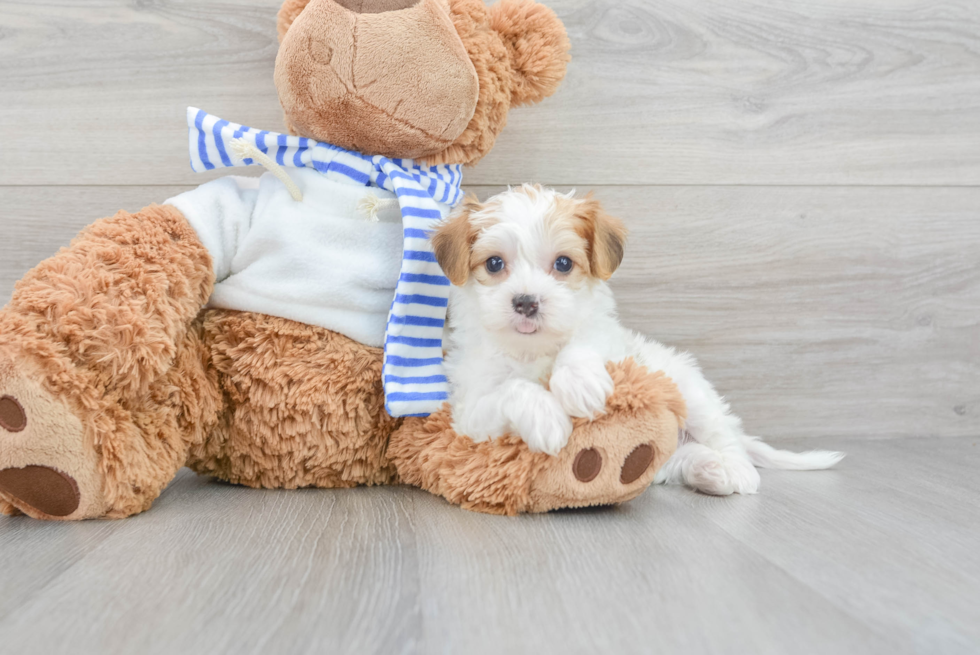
[
  {"xmin": 432, "ymin": 194, "xmax": 485, "ymax": 286},
  {"xmin": 567, "ymin": 193, "xmax": 628, "ymax": 281},
  {"xmin": 543, "ymin": 195, "xmax": 593, "ymax": 286},
  {"xmin": 469, "ymin": 245, "xmax": 509, "ymax": 287}
]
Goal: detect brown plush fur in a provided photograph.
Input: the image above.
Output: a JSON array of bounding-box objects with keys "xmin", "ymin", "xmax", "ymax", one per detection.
[
  {"xmin": 0, "ymin": 206, "xmax": 402, "ymax": 518},
  {"xmin": 527, "ymin": 361, "xmax": 685, "ymax": 512},
  {"xmin": 273, "ymin": 0, "xmax": 569, "ymax": 166},
  {"xmin": 0, "ymin": 205, "xmax": 220, "ymax": 518},
  {"xmin": 0, "ymin": 1, "xmax": 682, "ymax": 521},
  {"xmin": 0, "ymin": 202, "xmax": 683, "ymax": 519},
  {"xmin": 275, "ymin": 0, "xmax": 480, "ymax": 160},
  {"xmin": 187, "ymin": 311, "xmax": 400, "ymax": 489},
  {"xmin": 390, "ymin": 359, "xmax": 685, "ymax": 515},
  {"xmin": 277, "ymin": 0, "xmax": 313, "ymax": 41},
  {"xmin": 430, "ymin": 0, "xmax": 569, "ymax": 164},
  {"xmin": 489, "ymin": 0, "xmax": 571, "ymax": 107}
]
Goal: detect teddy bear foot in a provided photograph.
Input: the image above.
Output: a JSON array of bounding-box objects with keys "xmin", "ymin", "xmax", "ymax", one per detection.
[
  {"xmin": 388, "ymin": 359, "xmax": 687, "ymax": 515},
  {"xmin": 525, "ymin": 361, "xmax": 686, "ymax": 513},
  {"xmin": 526, "ymin": 422, "xmax": 676, "ymax": 512},
  {"xmin": 0, "ymin": 353, "xmax": 107, "ymax": 520}
]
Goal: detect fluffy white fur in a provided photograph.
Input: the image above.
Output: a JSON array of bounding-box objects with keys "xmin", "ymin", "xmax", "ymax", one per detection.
[{"xmin": 438, "ymin": 185, "xmax": 844, "ymax": 496}]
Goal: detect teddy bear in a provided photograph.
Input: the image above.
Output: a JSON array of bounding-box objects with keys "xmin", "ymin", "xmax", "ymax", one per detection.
[{"xmin": 0, "ymin": 0, "xmax": 686, "ymax": 520}]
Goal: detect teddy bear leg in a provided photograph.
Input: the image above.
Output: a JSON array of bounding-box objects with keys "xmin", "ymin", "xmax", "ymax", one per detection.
[
  {"xmin": 388, "ymin": 359, "xmax": 686, "ymax": 515},
  {"xmin": 185, "ymin": 311, "xmax": 401, "ymax": 490},
  {"xmin": 525, "ymin": 361, "xmax": 686, "ymax": 512},
  {"xmin": 0, "ymin": 204, "xmax": 219, "ymax": 519}
]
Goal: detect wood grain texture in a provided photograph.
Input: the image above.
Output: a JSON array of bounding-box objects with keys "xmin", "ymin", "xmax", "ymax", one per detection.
[
  {"xmin": 0, "ymin": 1, "xmax": 977, "ymax": 653},
  {"xmin": 574, "ymin": 185, "xmax": 980, "ymax": 441},
  {"xmin": 0, "ymin": 470, "xmax": 424, "ymax": 654},
  {"xmin": 3, "ymin": 184, "xmax": 976, "ymax": 440},
  {"xmin": 1, "ymin": 0, "xmax": 979, "ymax": 186},
  {"xmin": 675, "ymin": 436, "xmax": 980, "ymax": 652},
  {"xmin": 0, "ymin": 437, "xmax": 978, "ymax": 654}
]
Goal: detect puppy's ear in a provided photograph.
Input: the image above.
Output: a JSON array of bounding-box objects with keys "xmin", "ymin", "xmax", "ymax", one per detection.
[
  {"xmin": 576, "ymin": 194, "xmax": 627, "ymax": 280},
  {"xmin": 432, "ymin": 195, "xmax": 481, "ymax": 286}
]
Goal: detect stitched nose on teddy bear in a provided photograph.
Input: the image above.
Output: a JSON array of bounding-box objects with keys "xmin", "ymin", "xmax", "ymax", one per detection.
[
  {"xmin": 275, "ymin": 0, "xmax": 479, "ymax": 160},
  {"xmin": 334, "ymin": 0, "xmax": 419, "ymax": 13}
]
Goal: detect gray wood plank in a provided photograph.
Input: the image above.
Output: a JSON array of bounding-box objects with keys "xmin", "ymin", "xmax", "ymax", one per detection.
[
  {"xmin": 0, "ymin": 513, "xmax": 118, "ymax": 622},
  {"xmin": 467, "ymin": 185, "xmax": 980, "ymax": 441},
  {"xmin": 0, "ymin": 471, "xmax": 423, "ymax": 655},
  {"xmin": 2, "ymin": 184, "xmax": 977, "ymax": 441},
  {"xmin": 599, "ymin": 185, "xmax": 980, "ymax": 442},
  {"xmin": 1, "ymin": 437, "xmax": 978, "ymax": 654},
  {"xmin": 674, "ymin": 436, "xmax": 980, "ymax": 652},
  {"xmin": 1, "ymin": 0, "xmax": 979, "ymax": 186},
  {"xmin": 0, "ymin": 185, "xmax": 190, "ymax": 299},
  {"xmin": 407, "ymin": 486, "xmax": 894, "ymax": 655}
]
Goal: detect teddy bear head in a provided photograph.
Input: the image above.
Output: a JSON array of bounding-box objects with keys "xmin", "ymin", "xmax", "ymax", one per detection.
[{"xmin": 275, "ymin": 0, "xmax": 570, "ymax": 166}]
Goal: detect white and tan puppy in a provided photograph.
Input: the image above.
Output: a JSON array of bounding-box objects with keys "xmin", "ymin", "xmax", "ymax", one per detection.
[{"xmin": 431, "ymin": 185, "xmax": 843, "ymax": 495}]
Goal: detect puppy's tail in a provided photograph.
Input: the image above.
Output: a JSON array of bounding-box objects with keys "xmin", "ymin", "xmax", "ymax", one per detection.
[{"xmin": 741, "ymin": 436, "xmax": 845, "ymax": 470}]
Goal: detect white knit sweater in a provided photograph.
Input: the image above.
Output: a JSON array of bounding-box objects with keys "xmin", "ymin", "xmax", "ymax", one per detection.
[{"xmin": 165, "ymin": 167, "xmax": 405, "ymax": 347}]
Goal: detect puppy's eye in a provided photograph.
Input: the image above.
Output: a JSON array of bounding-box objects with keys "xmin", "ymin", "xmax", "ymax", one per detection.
[
  {"xmin": 554, "ymin": 256, "xmax": 573, "ymax": 273},
  {"xmin": 485, "ymin": 256, "xmax": 505, "ymax": 273}
]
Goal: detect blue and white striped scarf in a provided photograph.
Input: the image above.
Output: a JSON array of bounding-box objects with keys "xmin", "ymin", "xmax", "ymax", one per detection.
[{"xmin": 185, "ymin": 107, "xmax": 461, "ymax": 418}]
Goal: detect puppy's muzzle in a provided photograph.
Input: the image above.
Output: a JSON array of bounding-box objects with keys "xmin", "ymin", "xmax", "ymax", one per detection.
[{"xmin": 512, "ymin": 294, "xmax": 539, "ymax": 318}]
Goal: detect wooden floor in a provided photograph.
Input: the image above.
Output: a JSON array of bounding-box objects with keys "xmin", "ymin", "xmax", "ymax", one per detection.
[
  {"xmin": 1, "ymin": 0, "xmax": 979, "ymax": 653},
  {"xmin": 0, "ymin": 437, "xmax": 977, "ymax": 654}
]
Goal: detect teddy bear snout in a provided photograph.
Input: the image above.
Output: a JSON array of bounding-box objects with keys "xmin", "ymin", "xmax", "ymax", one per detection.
[{"xmin": 275, "ymin": 0, "xmax": 479, "ymax": 159}]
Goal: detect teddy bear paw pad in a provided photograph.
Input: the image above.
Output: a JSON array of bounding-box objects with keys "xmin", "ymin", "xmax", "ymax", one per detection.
[
  {"xmin": 572, "ymin": 447, "xmax": 602, "ymax": 482},
  {"xmin": 0, "ymin": 357, "xmax": 108, "ymax": 520},
  {"xmin": 526, "ymin": 408, "xmax": 679, "ymax": 513},
  {"xmin": 0, "ymin": 395, "xmax": 27, "ymax": 432},
  {"xmin": 0, "ymin": 466, "xmax": 80, "ymax": 517},
  {"xmin": 620, "ymin": 443, "xmax": 656, "ymax": 484}
]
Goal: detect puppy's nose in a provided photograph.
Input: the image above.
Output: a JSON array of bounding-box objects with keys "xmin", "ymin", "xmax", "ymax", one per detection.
[{"xmin": 512, "ymin": 294, "xmax": 539, "ymax": 317}]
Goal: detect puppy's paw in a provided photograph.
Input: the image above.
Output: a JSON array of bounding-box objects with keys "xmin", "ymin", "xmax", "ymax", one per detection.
[
  {"xmin": 724, "ymin": 454, "xmax": 761, "ymax": 495},
  {"xmin": 682, "ymin": 449, "xmax": 760, "ymax": 496},
  {"xmin": 550, "ymin": 356, "xmax": 614, "ymax": 419},
  {"xmin": 510, "ymin": 386, "xmax": 573, "ymax": 456}
]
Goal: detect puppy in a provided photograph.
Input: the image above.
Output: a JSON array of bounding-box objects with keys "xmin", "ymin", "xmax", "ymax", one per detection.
[{"xmin": 431, "ymin": 185, "xmax": 843, "ymax": 495}]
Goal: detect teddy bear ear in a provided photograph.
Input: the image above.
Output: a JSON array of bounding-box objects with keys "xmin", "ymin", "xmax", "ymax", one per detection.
[
  {"xmin": 278, "ymin": 0, "xmax": 313, "ymax": 42},
  {"xmin": 488, "ymin": 0, "xmax": 571, "ymax": 106}
]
